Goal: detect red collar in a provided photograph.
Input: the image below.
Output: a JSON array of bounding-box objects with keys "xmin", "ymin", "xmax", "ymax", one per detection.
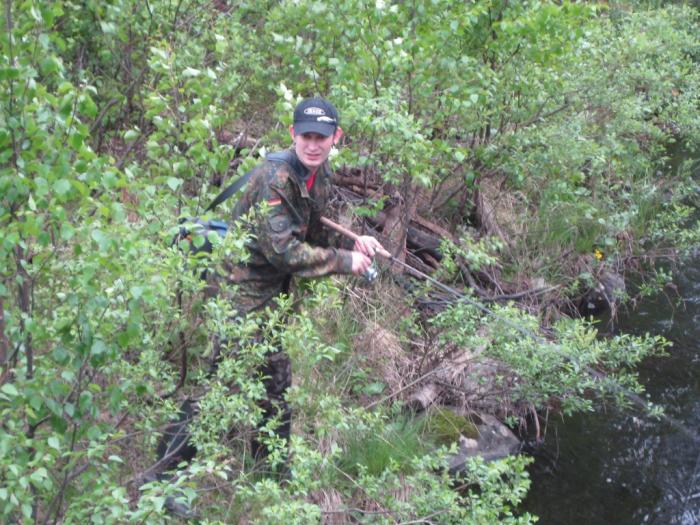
[{"xmin": 306, "ymin": 169, "xmax": 317, "ymax": 192}]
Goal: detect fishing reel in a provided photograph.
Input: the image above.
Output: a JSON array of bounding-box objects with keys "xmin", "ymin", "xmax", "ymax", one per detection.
[{"xmin": 362, "ymin": 261, "xmax": 379, "ymax": 283}]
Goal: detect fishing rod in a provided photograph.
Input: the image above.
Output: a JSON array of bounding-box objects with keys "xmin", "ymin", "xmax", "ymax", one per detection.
[{"xmin": 320, "ymin": 216, "xmax": 700, "ymax": 444}]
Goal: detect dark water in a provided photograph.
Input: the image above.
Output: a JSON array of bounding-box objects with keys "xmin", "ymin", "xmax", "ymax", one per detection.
[{"xmin": 524, "ymin": 255, "xmax": 700, "ymax": 524}]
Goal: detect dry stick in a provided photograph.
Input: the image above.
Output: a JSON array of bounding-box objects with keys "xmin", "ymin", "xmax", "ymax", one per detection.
[{"xmin": 364, "ymin": 366, "xmax": 442, "ymax": 410}]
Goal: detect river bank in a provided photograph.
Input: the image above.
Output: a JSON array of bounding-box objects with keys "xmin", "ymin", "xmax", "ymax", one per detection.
[{"xmin": 523, "ymin": 250, "xmax": 700, "ymax": 524}]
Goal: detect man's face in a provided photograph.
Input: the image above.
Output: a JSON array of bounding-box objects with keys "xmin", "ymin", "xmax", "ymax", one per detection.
[{"xmin": 289, "ymin": 126, "xmax": 343, "ymax": 170}]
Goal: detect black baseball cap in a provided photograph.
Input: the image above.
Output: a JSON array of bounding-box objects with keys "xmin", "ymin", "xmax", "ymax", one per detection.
[{"xmin": 293, "ymin": 97, "xmax": 339, "ymax": 137}]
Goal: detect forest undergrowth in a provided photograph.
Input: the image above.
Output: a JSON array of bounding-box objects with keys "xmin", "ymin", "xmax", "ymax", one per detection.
[{"xmin": 2, "ymin": 1, "xmax": 700, "ymax": 523}]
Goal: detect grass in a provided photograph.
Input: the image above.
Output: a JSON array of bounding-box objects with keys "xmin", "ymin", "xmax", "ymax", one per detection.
[{"xmin": 336, "ymin": 416, "xmax": 434, "ymax": 479}]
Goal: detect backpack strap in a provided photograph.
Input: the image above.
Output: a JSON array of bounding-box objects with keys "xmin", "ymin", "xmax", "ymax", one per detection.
[
  {"xmin": 204, "ymin": 150, "xmax": 296, "ymax": 212},
  {"xmin": 204, "ymin": 169, "xmax": 255, "ymax": 213}
]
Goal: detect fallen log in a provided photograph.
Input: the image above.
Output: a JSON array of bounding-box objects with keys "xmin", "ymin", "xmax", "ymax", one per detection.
[
  {"xmin": 368, "ymin": 211, "xmax": 444, "ymax": 262},
  {"xmin": 421, "ymin": 252, "xmax": 441, "ymax": 271},
  {"xmin": 406, "ymin": 225, "xmax": 443, "ymax": 261},
  {"xmin": 412, "ymin": 215, "xmax": 454, "ymax": 241},
  {"xmin": 405, "ymin": 252, "xmax": 437, "ymax": 276}
]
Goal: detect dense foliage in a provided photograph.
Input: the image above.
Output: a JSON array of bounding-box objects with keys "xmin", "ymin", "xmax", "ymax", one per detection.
[{"xmin": 1, "ymin": 0, "xmax": 698, "ymax": 522}]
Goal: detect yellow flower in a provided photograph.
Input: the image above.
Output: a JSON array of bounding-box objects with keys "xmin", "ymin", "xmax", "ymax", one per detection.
[{"xmin": 594, "ymin": 248, "xmax": 604, "ymax": 261}]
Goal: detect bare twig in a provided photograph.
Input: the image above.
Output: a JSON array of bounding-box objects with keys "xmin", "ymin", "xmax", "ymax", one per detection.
[
  {"xmin": 0, "ymin": 297, "xmax": 9, "ymax": 370},
  {"xmin": 397, "ymin": 508, "xmax": 450, "ymax": 525}
]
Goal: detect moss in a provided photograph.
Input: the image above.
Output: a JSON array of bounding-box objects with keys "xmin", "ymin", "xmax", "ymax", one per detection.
[{"xmin": 421, "ymin": 408, "xmax": 479, "ymax": 445}]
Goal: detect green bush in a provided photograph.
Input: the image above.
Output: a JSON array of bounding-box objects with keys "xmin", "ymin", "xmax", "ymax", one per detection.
[{"xmin": 1, "ymin": 0, "xmax": 698, "ymax": 522}]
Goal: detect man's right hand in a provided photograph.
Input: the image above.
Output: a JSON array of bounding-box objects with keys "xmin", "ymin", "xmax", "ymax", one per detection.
[{"xmin": 350, "ymin": 251, "xmax": 372, "ymax": 275}]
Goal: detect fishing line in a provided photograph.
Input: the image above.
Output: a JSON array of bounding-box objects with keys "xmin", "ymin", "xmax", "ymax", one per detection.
[
  {"xmin": 392, "ymin": 252, "xmax": 700, "ymax": 443},
  {"xmin": 391, "ymin": 239, "xmax": 700, "ymax": 517},
  {"xmin": 319, "ymin": 217, "xmax": 700, "ymax": 444},
  {"xmin": 323, "ymin": 215, "xmax": 700, "ymax": 519}
]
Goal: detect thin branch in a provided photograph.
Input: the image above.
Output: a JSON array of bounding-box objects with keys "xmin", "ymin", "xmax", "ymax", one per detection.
[
  {"xmin": 397, "ymin": 508, "xmax": 450, "ymax": 524},
  {"xmin": 14, "ymin": 245, "xmax": 33, "ymax": 379},
  {"xmin": 365, "ymin": 366, "xmax": 440, "ymax": 410},
  {"xmin": 0, "ymin": 297, "xmax": 9, "ymax": 369},
  {"xmin": 89, "ymin": 98, "xmax": 120, "ymax": 135},
  {"xmin": 518, "ymin": 101, "xmax": 570, "ymax": 130},
  {"xmin": 4, "ymin": 0, "xmax": 19, "ymax": 167}
]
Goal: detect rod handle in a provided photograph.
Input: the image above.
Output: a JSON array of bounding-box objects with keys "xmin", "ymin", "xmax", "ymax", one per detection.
[{"xmin": 320, "ymin": 216, "xmax": 392, "ymax": 259}]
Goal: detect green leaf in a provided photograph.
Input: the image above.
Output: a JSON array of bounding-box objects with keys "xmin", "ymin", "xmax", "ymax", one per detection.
[
  {"xmin": 124, "ymin": 129, "xmax": 140, "ymax": 142},
  {"xmin": 166, "ymin": 177, "xmax": 183, "ymax": 191},
  {"xmin": 91, "ymin": 340, "xmax": 107, "ymax": 356},
  {"xmin": 53, "ymin": 179, "xmax": 71, "ymax": 196},
  {"xmin": 464, "ymin": 171, "xmax": 475, "ymax": 186},
  {"xmin": 48, "ymin": 436, "xmax": 61, "ymax": 450},
  {"xmin": 30, "ymin": 4, "xmax": 43, "ymax": 21},
  {"xmin": 207, "ymin": 230, "xmax": 222, "ymax": 247},
  {"xmin": 69, "ymin": 132, "xmax": 83, "ymax": 149},
  {"xmin": 60, "ymin": 223, "xmax": 75, "ymax": 240},
  {"xmin": 192, "ymin": 234, "xmax": 205, "ymax": 249},
  {"xmin": 91, "ymin": 229, "xmax": 110, "ymax": 252},
  {"xmin": 173, "ymin": 161, "xmax": 186, "ymax": 174},
  {"xmin": 182, "ymin": 67, "xmax": 201, "ymax": 77},
  {"xmin": 0, "ymin": 67, "xmax": 20, "ymax": 80},
  {"xmin": 30, "ymin": 467, "xmax": 48, "ymax": 483},
  {"xmin": 1, "ymin": 383, "xmax": 19, "ymax": 397},
  {"xmin": 52, "ymin": 346, "xmax": 69, "ymax": 363},
  {"xmin": 29, "ymin": 395, "xmax": 42, "ymax": 411},
  {"xmin": 87, "ymin": 425, "xmax": 102, "ymax": 440},
  {"xmin": 79, "ymin": 94, "xmax": 98, "ymax": 118},
  {"xmin": 362, "ymin": 382, "xmax": 386, "ymax": 395},
  {"xmin": 100, "ymin": 21, "xmax": 116, "ymax": 34}
]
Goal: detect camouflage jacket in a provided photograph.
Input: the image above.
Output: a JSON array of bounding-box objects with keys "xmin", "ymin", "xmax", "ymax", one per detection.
[{"xmin": 222, "ymin": 149, "xmax": 354, "ymax": 314}]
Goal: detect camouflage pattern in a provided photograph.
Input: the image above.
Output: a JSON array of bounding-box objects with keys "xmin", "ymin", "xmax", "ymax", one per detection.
[
  {"xmin": 223, "ymin": 149, "xmax": 354, "ymax": 314},
  {"xmin": 150, "ymin": 153, "xmax": 352, "ymax": 480},
  {"xmin": 225, "ymin": 150, "xmax": 353, "ymax": 461}
]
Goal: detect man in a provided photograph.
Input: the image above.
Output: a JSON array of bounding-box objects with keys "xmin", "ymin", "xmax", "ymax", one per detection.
[
  {"xmin": 222, "ymin": 96, "xmax": 381, "ymax": 459},
  {"xmin": 151, "ymin": 97, "xmax": 382, "ymax": 516},
  {"xmin": 226, "ymin": 96, "xmax": 380, "ymax": 316}
]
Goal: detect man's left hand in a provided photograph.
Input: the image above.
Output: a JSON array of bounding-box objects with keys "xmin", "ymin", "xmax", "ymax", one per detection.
[{"xmin": 353, "ymin": 235, "xmax": 384, "ymax": 258}]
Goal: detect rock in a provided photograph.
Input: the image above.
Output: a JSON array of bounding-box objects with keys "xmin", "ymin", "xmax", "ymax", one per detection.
[
  {"xmin": 447, "ymin": 413, "xmax": 521, "ymax": 473},
  {"xmin": 581, "ymin": 270, "xmax": 626, "ymax": 315}
]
